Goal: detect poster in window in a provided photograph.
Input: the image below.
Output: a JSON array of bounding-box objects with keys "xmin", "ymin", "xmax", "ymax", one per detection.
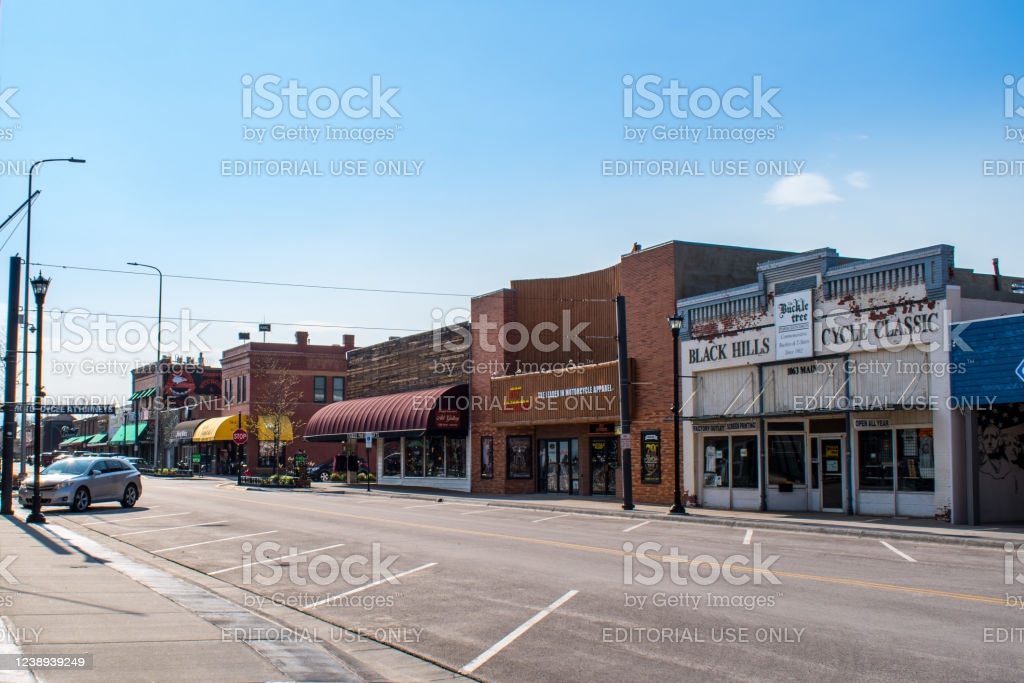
[
  {"xmin": 480, "ymin": 436, "xmax": 493, "ymax": 479},
  {"xmin": 640, "ymin": 430, "xmax": 661, "ymax": 484},
  {"xmin": 506, "ymin": 435, "xmax": 532, "ymax": 479}
]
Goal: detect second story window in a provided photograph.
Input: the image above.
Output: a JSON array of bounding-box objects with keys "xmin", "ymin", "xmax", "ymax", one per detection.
[
  {"xmin": 332, "ymin": 377, "xmax": 345, "ymax": 402},
  {"xmin": 313, "ymin": 376, "xmax": 326, "ymax": 403}
]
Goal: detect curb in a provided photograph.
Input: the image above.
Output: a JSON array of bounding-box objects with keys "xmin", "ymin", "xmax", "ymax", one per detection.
[{"xmin": 224, "ymin": 482, "xmax": 1021, "ymax": 550}]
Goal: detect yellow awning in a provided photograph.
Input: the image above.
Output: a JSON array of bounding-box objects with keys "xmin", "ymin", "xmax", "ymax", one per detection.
[
  {"xmin": 192, "ymin": 416, "xmax": 247, "ymax": 443},
  {"xmin": 256, "ymin": 415, "xmax": 293, "ymax": 442},
  {"xmin": 190, "ymin": 415, "xmax": 293, "ymax": 443}
]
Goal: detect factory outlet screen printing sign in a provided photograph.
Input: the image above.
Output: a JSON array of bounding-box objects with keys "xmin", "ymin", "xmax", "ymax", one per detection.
[{"xmin": 775, "ymin": 290, "xmax": 814, "ymax": 360}]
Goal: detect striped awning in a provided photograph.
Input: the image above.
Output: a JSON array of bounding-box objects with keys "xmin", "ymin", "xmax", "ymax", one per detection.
[
  {"xmin": 129, "ymin": 388, "xmax": 156, "ymax": 401},
  {"xmin": 304, "ymin": 384, "xmax": 467, "ymax": 441},
  {"xmin": 109, "ymin": 422, "xmax": 148, "ymax": 445}
]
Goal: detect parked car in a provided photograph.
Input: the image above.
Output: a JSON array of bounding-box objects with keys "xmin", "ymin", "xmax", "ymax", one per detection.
[
  {"xmin": 307, "ymin": 461, "xmax": 335, "ymax": 481},
  {"xmin": 19, "ymin": 456, "xmax": 142, "ymax": 512},
  {"xmin": 117, "ymin": 456, "xmax": 152, "ymax": 472}
]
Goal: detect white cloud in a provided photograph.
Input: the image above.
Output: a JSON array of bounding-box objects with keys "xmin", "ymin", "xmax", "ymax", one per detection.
[
  {"xmin": 846, "ymin": 171, "xmax": 869, "ymax": 189},
  {"xmin": 764, "ymin": 173, "xmax": 842, "ymax": 209}
]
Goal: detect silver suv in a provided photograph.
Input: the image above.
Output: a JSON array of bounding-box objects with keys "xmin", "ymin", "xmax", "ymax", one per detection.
[{"xmin": 19, "ymin": 456, "xmax": 143, "ymax": 512}]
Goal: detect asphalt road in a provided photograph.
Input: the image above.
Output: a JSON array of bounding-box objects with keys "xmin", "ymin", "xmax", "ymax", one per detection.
[{"xmin": 49, "ymin": 477, "xmax": 1024, "ymax": 682}]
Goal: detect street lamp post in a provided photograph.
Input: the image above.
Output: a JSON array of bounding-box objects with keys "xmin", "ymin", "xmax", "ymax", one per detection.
[
  {"xmin": 26, "ymin": 273, "xmax": 51, "ymax": 524},
  {"xmin": 668, "ymin": 314, "xmax": 686, "ymax": 515},
  {"xmin": 127, "ymin": 263, "xmax": 163, "ymax": 469},
  {"xmin": 21, "ymin": 158, "xmax": 85, "ymax": 478}
]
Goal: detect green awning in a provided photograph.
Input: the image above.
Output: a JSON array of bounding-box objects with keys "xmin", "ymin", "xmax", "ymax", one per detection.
[
  {"xmin": 109, "ymin": 423, "xmax": 148, "ymax": 445},
  {"xmin": 129, "ymin": 388, "xmax": 156, "ymax": 401},
  {"xmin": 59, "ymin": 436, "xmax": 83, "ymax": 446},
  {"xmin": 84, "ymin": 433, "xmax": 107, "ymax": 445}
]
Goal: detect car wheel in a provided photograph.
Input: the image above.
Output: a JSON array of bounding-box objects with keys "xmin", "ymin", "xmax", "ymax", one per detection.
[
  {"xmin": 70, "ymin": 487, "xmax": 91, "ymax": 513},
  {"xmin": 120, "ymin": 484, "xmax": 139, "ymax": 508},
  {"xmin": 319, "ymin": 471, "xmax": 331, "ymax": 482}
]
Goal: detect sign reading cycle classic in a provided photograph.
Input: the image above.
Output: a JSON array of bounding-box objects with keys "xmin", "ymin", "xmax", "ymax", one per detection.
[{"xmin": 774, "ymin": 289, "xmax": 814, "ymax": 360}]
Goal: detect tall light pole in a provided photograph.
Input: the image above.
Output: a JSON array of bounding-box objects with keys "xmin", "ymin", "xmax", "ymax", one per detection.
[
  {"xmin": 26, "ymin": 273, "xmax": 50, "ymax": 524},
  {"xmin": 668, "ymin": 314, "xmax": 686, "ymax": 515},
  {"xmin": 127, "ymin": 262, "xmax": 163, "ymax": 469},
  {"xmin": 21, "ymin": 158, "xmax": 85, "ymax": 477}
]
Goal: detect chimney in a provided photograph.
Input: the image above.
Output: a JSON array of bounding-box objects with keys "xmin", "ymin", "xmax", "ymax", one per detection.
[
  {"xmin": 343, "ymin": 334, "xmax": 355, "ymax": 348},
  {"xmin": 993, "ymin": 258, "xmax": 1001, "ymax": 291},
  {"xmin": 296, "ymin": 331, "xmax": 309, "ymax": 347}
]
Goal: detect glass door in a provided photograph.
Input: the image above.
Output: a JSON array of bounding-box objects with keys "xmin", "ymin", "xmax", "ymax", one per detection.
[
  {"xmin": 819, "ymin": 437, "xmax": 844, "ymax": 511},
  {"xmin": 590, "ymin": 438, "xmax": 618, "ymax": 495},
  {"xmin": 539, "ymin": 439, "xmax": 578, "ymax": 493}
]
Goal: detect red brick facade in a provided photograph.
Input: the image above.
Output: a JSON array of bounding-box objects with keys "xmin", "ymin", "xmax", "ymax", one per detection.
[
  {"xmin": 469, "ymin": 241, "xmax": 790, "ymax": 503},
  {"xmin": 220, "ymin": 332, "xmax": 355, "ymax": 471}
]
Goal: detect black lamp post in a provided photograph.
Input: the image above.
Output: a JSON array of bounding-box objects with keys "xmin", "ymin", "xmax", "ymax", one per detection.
[
  {"xmin": 668, "ymin": 314, "xmax": 686, "ymax": 515},
  {"xmin": 26, "ymin": 272, "xmax": 51, "ymax": 524}
]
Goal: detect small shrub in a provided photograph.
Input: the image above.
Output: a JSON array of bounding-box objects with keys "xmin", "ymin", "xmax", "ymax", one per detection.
[{"xmin": 329, "ymin": 472, "xmax": 344, "ymax": 482}]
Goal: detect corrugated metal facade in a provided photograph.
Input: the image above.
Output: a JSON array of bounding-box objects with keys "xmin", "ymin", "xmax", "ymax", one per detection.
[{"xmin": 951, "ymin": 314, "xmax": 1024, "ymax": 405}]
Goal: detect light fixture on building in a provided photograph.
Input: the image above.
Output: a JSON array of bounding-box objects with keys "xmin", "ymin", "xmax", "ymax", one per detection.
[{"xmin": 1012, "ymin": 282, "xmax": 1024, "ymax": 295}]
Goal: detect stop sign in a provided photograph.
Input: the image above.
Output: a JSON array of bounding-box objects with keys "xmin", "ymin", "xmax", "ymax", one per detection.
[{"xmin": 232, "ymin": 429, "xmax": 248, "ymax": 445}]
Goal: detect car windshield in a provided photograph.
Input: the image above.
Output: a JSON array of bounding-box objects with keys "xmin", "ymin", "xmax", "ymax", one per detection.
[{"xmin": 42, "ymin": 459, "xmax": 94, "ymax": 476}]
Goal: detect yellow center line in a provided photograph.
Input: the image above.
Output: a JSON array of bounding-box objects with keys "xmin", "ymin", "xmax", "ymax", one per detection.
[{"xmin": 210, "ymin": 490, "xmax": 1005, "ymax": 606}]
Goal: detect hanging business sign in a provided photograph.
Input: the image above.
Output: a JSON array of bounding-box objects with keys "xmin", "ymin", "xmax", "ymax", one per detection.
[{"xmin": 775, "ymin": 289, "xmax": 814, "ymax": 360}]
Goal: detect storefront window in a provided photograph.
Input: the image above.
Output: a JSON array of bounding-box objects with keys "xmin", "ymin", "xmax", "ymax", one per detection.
[
  {"xmin": 446, "ymin": 438, "xmax": 466, "ymax": 478},
  {"xmin": 404, "ymin": 438, "xmax": 424, "ymax": 477},
  {"xmin": 897, "ymin": 428, "xmax": 935, "ymax": 492},
  {"xmin": 703, "ymin": 437, "xmax": 730, "ymax": 487},
  {"xmin": 506, "ymin": 436, "xmax": 532, "ymax": 479},
  {"xmin": 426, "ymin": 437, "xmax": 445, "ymax": 477},
  {"xmin": 858, "ymin": 430, "xmax": 893, "ymax": 491},
  {"xmin": 731, "ymin": 435, "xmax": 758, "ymax": 488},
  {"xmin": 480, "ymin": 437, "xmax": 494, "ymax": 479},
  {"xmin": 768, "ymin": 434, "xmax": 805, "ymax": 485},
  {"xmin": 383, "ymin": 438, "xmax": 402, "ymax": 476}
]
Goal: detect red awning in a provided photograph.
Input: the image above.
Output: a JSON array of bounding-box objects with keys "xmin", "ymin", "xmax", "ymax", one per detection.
[{"xmin": 304, "ymin": 384, "xmax": 468, "ymax": 441}]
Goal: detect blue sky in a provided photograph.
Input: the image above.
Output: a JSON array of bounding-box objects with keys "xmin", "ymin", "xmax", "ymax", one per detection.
[{"xmin": 0, "ymin": 0, "xmax": 1022, "ymax": 403}]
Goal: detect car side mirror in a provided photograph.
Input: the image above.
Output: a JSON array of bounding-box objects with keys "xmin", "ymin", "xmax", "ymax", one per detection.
[{"xmin": 90, "ymin": 469, "xmax": 101, "ymax": 476}]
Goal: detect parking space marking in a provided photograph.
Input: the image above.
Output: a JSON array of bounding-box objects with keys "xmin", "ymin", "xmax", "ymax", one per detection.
[
  {"xmin": 461, "ymin": 508, "xmax": 496, "ymax": 516},
  {"xmin": 154, "ymin": 530, "xmax": 278, "ymax": 553},
  {"xmin": 82, "ymin": 511, "xmax": 190, "ymax": 526},
  {"xmin": 401, "ymin": 503, "xmax": 444, "ymax": 510},
  {"xmin": 622, "ymin": 521, "xmax": 650, "ymax": 533},
  {"xmin": 113, "ymin": 520, "xmax": 228, "ymax": 538},
  {"xmin": 211, "ymin": 493, "xmax": 1010, "ymax": 605},
  {"xmin": 743, "ymin": 529, "xmax": 754, "ymax": 545},
  {"xmin": 461, "ymin": 589, "xmax": 579, "ymax": 674},
  {"xmin": 208, "ymin": 543, "xmax": 347, "ymax": 576},
  {"xmin": 307, "ymin": 562, "xmax": 438, "ymax": 608},
  {"xmin": 880, "ymin": 540, "xmax": 917, "ymax": 563},
  {"xmin": 531, "ymin": 513, "xmax": 570, "ymax": 524}
]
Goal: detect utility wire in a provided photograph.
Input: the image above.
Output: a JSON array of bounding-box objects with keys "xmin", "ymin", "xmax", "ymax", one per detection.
[{"xmin": 32, "ymin": 261, "xmax": 618, "ymax": 304}]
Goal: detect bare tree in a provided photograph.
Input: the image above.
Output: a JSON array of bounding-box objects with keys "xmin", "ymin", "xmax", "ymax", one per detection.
[{"xmin": 245, "ymin": 354, "xmax": 305, "ymax": 469}]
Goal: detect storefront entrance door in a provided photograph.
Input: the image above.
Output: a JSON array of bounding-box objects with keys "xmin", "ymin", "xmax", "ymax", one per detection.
[
  {"xmin": 590, "ymin": 438, "xmax": 618, "ymax": 495},
  {"xmin": 820, "ymin": 438, "xmax": 844, "ymax": 511},
  {"xmin": 538, "ymin": 439, "xmax": 578, "ymax": 494}
]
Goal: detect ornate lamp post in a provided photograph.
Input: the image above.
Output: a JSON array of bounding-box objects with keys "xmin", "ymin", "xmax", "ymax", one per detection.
[
  {"xmin": 668, "ymin": 314, "xmax": 686, "ymax": 515},
  {"xmin": 26, "ymin": 273, "xmax": 51, "ymax": 524}
]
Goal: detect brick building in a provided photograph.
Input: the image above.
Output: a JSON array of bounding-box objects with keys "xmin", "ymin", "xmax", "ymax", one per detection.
[
  {"xmin": 199, "ymin": 331, "xmax": 356, "ymax": 474},
  {"xmin": 130, "ymin": 355, "xmax": 223, "ymax": 466},
  {"xmin": 470, "ymin": 241, "xmax": 790, "ymax": 504},
  {"xmin": 305, "ymin": 325, "xmax": 471, "ymax": 490}
]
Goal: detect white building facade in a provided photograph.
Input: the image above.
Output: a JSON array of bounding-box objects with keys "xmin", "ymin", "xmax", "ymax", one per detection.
[{"xmin": 677, "ymin": 245, "xmax": 1022, "ymax": 521}]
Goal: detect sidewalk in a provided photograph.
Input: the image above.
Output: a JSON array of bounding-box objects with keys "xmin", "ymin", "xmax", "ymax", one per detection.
[
  {"xmin": 0, "ymin": 510, "xmax": 462, "ymax": 683},
  {"xmin": 292, "ymin": 482, "xmax": 1024, "ymax": 549}
]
